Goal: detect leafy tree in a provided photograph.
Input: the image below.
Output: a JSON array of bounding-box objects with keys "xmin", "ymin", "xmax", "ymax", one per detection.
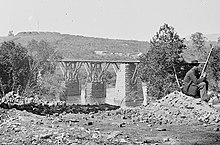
[
  {"xmin": 207, "ymin": 46, "xmax": 220, "ymax": 92},
  {"xmin": 27, "ymin": 39, "xmax": 65, "ymax": 100},
  {"xmin": 27, "ymin": 39, "xmax": 63, "ymax": 76},
  {"xmin": 190, "ymin": 32, "xmax": 207, "ymax": 58},
  {"xmin": 0, "ymin": 40, "xmax": 64, "ymax": 100},
  {"xmin": 139, "ymin": 24, "xmax": 186, "ymax": 99},
  {"xmin": 0, "ymin": 41, "xmax": 33, "ymax": 96}
]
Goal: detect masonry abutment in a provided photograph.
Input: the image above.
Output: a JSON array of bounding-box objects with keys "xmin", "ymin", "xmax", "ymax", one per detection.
[
  {"xmin": 115, "ymin": 63, "xmax": 144, "ymax": 107},
  {"xmin": 85, "ymin": 81, "xmax": 106, "ymax": 104},
  {"xmin": 65, "ymin": 79, "xmax": 81, "ymax": 96}
]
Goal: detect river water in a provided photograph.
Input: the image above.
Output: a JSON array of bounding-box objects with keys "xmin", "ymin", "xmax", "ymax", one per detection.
[{"xmin": 66, "ymin": 85, "xmax": 147, "ymax": 107}]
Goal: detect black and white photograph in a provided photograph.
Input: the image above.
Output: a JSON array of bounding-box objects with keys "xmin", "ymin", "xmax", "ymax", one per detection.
[{"xmin": 0, "ymin": 0, "xmax": 220, "ymax": 144}]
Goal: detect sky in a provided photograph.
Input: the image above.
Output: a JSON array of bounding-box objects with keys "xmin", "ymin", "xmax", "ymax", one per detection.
[{"xmin": 0, "ymin": 0, "xmax": 220, "ymax": 41}]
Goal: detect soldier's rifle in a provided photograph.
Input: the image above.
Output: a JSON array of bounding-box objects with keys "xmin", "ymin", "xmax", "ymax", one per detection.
[{"xmin": 199, "ymin": 45, "xmax": 214, "ymax": 78}]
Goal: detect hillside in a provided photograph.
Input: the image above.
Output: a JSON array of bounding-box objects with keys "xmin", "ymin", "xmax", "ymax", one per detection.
[
  {"xmin": 1, "ymin": 31, "xmax": 219, "ymax": 61},
  {"xmin": 0, "ymin": 32, "xmax": 150, "ymax": 60}
]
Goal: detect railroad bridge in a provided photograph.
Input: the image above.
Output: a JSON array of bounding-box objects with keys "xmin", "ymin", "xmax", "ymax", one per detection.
[{"xmin": 57, "ymin": 59, "xmax": 144, "ymax": 106}]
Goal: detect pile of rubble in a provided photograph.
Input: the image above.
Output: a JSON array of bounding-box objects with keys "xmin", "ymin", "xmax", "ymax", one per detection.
[
  {"xmin": 106, "ymin": 91, "xmax": 220, "ymax": 126},
  {"xmin": 137, "ymin": 91, "xmax": 220, "ymax": 125}
]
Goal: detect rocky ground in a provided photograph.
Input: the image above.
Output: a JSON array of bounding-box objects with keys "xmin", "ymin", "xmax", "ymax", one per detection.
[{"xmin": 1, "ymin": 91, "xmax": 220, "ymax": 145}]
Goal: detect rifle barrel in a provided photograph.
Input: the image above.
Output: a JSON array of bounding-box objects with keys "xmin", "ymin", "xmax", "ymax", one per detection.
[{"xmin": 200, "ymin": 46, "xmax": 214, "ymax": 78}]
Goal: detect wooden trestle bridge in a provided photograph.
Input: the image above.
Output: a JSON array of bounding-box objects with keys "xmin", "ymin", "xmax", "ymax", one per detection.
[
  {"xmin": 57, "ymin": 59, "xmax": 144, "ymax": 106},
  {"xmin": 58, "ymin": 59, "xmax": 140, "ymax": 82}
]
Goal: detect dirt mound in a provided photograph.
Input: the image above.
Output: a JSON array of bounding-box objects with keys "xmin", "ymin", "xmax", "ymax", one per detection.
[{"xmin": 139, "ymin": 91, "xmax": 220, "ymax": 125}]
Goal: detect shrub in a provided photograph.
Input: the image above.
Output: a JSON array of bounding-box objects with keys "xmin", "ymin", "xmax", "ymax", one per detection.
[{"xmin": 37, "ymin": 73, "xmax": 66, "ymax": 101}]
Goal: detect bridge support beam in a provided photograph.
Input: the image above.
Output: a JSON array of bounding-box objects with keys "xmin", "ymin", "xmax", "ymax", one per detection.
[
  {"xmin": 115, "ymin": 63, "xmax": 144, "ymax": 107},
  {"xmin": 83, "ymin": 62, "xmax": 110, "ymax": 104},
  {"xmin": 59, "ymin": 62, "xmax": 81, "ymax": 97}
]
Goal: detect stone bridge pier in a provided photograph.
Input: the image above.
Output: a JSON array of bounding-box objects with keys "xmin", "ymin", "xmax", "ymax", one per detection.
[
  {"xmin": 114, "ymin": 63, "xmax": 144, "ymax": 107},
  {"xmin": 83, "ymin": 61, "xmax": 110, "ymax": 104}
]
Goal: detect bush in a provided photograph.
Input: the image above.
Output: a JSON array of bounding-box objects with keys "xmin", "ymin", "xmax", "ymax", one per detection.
[{"xmin": 37, "ymin": 73, "xmax": 66, "ymax": 101}]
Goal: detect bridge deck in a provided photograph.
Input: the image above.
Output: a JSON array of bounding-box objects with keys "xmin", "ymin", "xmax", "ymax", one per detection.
[
  {"xmin": 57, "ymin": 59, "xmax": 205, "ymax": 64},
  {"xmin": 57, "ymin": 59, "xmax": 140, "ymax": 63}
]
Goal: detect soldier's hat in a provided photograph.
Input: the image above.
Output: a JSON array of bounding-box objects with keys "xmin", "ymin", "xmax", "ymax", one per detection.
[{"xmin": 190, "ymin": 60, "xmax": 200, "ymax": 66}]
